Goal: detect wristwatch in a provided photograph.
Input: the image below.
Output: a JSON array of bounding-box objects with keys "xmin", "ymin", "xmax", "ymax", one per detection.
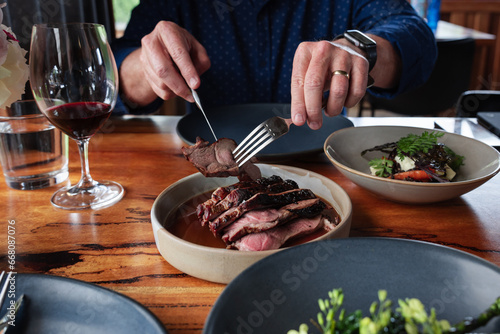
[{"xmin": 334, "ymin": 30, "xmax": 377, "ymax": 72}]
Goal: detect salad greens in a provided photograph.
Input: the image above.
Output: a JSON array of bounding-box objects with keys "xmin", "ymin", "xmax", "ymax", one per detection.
[
  {"xmin": 396, "ymin": 132, "xmax": 444, "ymax": 160},
  {"xmin": 362, "ymin": 132, "xmax": 465, "ymax": 182},
  {"xmin": 368, "ymin": 158, "xmax": 393, "ymax": 178},
  {"xmin": 288, "ymin": 288, "xmax": 500, "ymax": 334}
]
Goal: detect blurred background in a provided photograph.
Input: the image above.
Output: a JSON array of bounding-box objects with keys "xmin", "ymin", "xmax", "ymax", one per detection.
[{"xmin": 1, "ymin": 0, "xmax": 499, "ymax": 116}]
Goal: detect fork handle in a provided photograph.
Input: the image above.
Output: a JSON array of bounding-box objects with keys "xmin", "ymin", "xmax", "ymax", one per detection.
[{"xmin": 268, "ymin": 117, "xmax": 290, "ymax": 137}]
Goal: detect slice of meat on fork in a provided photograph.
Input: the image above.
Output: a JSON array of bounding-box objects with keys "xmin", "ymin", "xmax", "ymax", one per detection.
[{"xmin": 182, "ymin": 137, "xmax": 261, "ymax": 181}]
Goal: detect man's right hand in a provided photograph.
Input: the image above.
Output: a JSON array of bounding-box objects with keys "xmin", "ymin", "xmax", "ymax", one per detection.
[{"xmin": 121, "ymin": 21, "xmax": 211, "ymax": 106}]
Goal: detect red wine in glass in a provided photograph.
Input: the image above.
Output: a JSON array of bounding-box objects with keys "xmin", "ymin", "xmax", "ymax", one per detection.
[
  {"xmin": 30, "ymin": 23, "xmax": 124, "ymax": 210},
  {"xmin": 45, "ymin": 102, "xmax": 112, "ymax": 140}
]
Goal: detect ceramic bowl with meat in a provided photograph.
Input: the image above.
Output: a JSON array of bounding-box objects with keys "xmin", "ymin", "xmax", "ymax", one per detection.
[
  {"xmin": 324, "ymin": 125, "xmax": 500, "ymax": 204},
  {"xmin": 151, "ymin": 138, "xmax": 352, "ymax": 284}
]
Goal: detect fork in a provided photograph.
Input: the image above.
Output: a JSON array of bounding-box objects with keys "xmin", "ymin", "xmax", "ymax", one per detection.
[
  {"xmin": 0, "ymin": 272, "xmax": 11, "ymax": 310},
  {"xmin": 232, "ymin": 96, "xmax": 333, "ymax": 167},
  {"xmin": 0, "ymin": 271, "xmax": 12, "ymax": 332},
  {"xmin": 233, "ymin": 116, "xmax": 293, "ymax": 167},
  {"xmin": 231, "ymin": 87, "xmax": 371, "ymax": 167},
  {"xmin": 0, "ymin": 271, "xmax": 23, "ymax": 334}
]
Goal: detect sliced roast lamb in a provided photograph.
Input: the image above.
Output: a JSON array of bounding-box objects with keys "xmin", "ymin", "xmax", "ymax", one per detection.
[
  {"xmin": 184, "ymin": 158, "xmax": 341, "ymax": 251},
  {"xmin": 208, "ymin": 188, "xmax": 316, "ymax": 235},
  {"xmin": 197, "ymin": 176, "xmax": 287, "ymax": 217},
  {"xmin": 182, "ymin": 137, "xmax": 261, "ymax": 181},
  {"xmin": 210, "ymin": 175, "xmax": 298, "ymax": 201},
  {"xmin": 197, "ymin": 176, "xmax": 299, "ymax": 225},
  {"xmin": 230, "ymin": 214, "xmax": 336, "ymax": 251},
  {"xmin": 221, "ymin": 198, "xmax": 326, "ymax": 243}
]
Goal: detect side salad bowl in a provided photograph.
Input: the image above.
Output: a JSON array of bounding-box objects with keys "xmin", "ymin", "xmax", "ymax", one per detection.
[{"xmin": 324, "ymin": 125, "xmax": 500, "ymax": 204}]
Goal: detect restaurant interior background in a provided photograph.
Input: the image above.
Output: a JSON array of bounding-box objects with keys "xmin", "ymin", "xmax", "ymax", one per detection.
[
  {"xmin": 113, "ymin": 0, "xmax": 500, "ymax": 117},
  {"xmin": 2, "ymin": 0, "xmax": 500, "ymax": 117}
]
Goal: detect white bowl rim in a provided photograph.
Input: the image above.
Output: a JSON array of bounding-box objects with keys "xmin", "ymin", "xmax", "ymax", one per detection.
[
  {"xmin": 324, "ymin": 125, "xmax": 500, "ymax": 187},
  {"xmin": 151, "ymin": 163, "xmax": 352, "ymax": 255}
]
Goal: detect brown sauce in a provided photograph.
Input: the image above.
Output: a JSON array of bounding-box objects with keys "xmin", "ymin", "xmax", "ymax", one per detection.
[
  {"xmin": 166, "ymin": 190, "xmax": 226, "ymax": 248},
  {"xmin": 165, "ymin": 190, "xmax": 337, "ymax": 250}
]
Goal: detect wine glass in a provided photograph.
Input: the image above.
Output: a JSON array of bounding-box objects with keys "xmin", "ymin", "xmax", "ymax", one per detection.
[{"xmin": 29, "ymin": 23, "xmax": 124, "ymax": 210}]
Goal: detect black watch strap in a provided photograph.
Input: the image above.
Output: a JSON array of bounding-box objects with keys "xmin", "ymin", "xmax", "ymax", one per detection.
[{"xmin": 333, "ymin": 30, "xmax": 377, "ymax": 72}]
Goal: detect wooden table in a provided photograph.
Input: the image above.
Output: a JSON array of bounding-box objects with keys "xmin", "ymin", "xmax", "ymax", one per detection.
[{"xmin": 1, "ymin": 115, "xmax": 500, "ymax": 333}]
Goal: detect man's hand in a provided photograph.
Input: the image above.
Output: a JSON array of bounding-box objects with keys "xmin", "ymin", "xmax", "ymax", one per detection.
[
  {"xmin": 120, "ymin": 21, "xmax": 211, "ymax": 107},
  {"xmin": 290, "ymin": 40, "xmax": 370, "ymax": 130},
  {"xmin": 141, "ymin": 21, "xmax": 211, "ymax": 102}
]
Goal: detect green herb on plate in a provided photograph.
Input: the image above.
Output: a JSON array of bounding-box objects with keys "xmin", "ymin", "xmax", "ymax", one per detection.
[{"xmin": 288, "ymin": 288, "xmax": 500, "ymax": 334}]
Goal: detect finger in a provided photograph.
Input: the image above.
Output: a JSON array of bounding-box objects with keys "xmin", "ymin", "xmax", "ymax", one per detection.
[
  {"xmin": 140, "ymin": 46, "xmax": 175, "ymax": 99},
  {"xmin": 161, "ymin": 26, "xmax": 202, "ymax": 90},
  {"xmin": 290, "ymin": 42, "xmax": 311, "ymax": 127},
  {"xmin": 325, "ymin": 68, "xmax": 350, "ymax": 117},
  {"xmin": 141, "ymin": 33, "xmax": 193, "ymax": 102},
  {"xmin": 303, "ymin": 41, "xmax": 335, "ymax": 129},
  {"xmin": 190, "ymin": 37, "xmax": 211, "ymax": 80},
  {"xmin": 344, "ymin": 58, "xmax": 369, "ymax": 108},
  {"xmin": 147, "ymin": 77, "xmax": 176, "ymax": 101},
  {"xmin": 141, "ymin": 57, "xmax": 176, "ymax": 101}
]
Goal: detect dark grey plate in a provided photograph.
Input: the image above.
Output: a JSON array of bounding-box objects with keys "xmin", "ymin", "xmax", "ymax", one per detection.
[
  {"xmin": 176, "ymin": 104, "xmax": 353, "ymax": 162},
  {"xmin": 0, "ymin": 273, "xmax": 167, "ymax": 334},
  {"xmin": 203, "ymin": 237, "xmax": 500, "ymax": 333}
]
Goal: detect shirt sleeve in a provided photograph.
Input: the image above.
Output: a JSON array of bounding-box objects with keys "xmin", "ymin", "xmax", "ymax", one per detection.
[
  {"xmin": 111, "ymin": 0, "xmax": 175, "ymax": 114},
  {"xmin": 351, "ymin": 0, "xmax": 438, "ymax": 98}
]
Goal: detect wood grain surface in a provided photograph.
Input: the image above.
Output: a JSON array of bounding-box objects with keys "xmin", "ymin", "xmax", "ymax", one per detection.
[{"xmin": 1, "ymin": 115, "xmax": 499, "ymax": 333}]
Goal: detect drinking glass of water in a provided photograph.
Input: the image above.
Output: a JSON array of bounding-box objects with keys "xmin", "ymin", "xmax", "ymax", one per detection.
[{"xmin": 0, "ymin": 100, "xmax": 69, "ymax": 190}]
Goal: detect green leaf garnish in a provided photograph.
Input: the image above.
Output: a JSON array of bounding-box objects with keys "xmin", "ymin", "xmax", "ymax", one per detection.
[
  {"xmin": 444, "ymin": 146, "xmax": 465, "ymax": 171},
  {"xmin": 369, "ymin": 158, "xmax": 393, "ymax": 178},
  {"xmin": 288, "ymin": 290, "xmax": 500, "ymax": 334},
  {"xmin": 396, "ymin": 131, "xmax": 444, "ymax": 160}
]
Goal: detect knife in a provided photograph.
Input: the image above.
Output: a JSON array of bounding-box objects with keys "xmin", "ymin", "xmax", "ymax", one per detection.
[{"xmin": 191, "ymin": 88, "xmax": 218, "ymax": 142}]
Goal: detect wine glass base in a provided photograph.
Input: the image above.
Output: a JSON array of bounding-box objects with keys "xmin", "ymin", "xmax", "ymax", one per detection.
[{"xmin": 50, "ymin": 180, "xmax": 124, "ymax": 210}]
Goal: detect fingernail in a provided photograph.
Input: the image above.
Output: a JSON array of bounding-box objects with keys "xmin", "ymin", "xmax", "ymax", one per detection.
[
  {"xmin": 189, "ymin": 77, "xmax": 198, "ymax": 88},
  {"xmin": 310, "ymin": 122, "xmax": 320, "ymax": 130},
  {"xmin": 294, "ymin": 114, "xmax": 304, "ymax": 123}
]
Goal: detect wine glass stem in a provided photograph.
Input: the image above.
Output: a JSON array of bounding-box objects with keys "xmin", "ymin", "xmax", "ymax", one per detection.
[{"xmin": 75, "ymin": 138, "xmax": 96, "ymax": 189}]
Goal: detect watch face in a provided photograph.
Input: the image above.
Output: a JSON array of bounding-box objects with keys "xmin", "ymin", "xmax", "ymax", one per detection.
[
  {"xmin": 346, "ymin": 30, "xmax": 376, "ymax": 48},
  {"xmin": 343, "ymin": 29, "xmax": 377, "ymax": 71}
]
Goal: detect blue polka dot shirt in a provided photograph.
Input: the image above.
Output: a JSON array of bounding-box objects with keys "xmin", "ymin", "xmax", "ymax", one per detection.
[{"xmin": 112, "ymin": 0, "xmax": 437, "ymax": 114}]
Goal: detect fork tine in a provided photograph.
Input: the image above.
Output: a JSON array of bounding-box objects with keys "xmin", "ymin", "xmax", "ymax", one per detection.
[
  {"xmin": 234, "ymin": 127, "xmax": 268, "ymax": 159},
  {"xmin": 236, "ymin": 135, "xmax": 275, "ymax": 167},
  {"xmin": 0, "ymin": 271, "xmax": 12, "ymax": 309},
  {"xmin": 233, "ymin": 123, "xmax": 266, "ymax": 156},
  {"xmin": 235, "ymin": 131, "xmax": 272, "ymax": 164},
  {"xmin": 234, "ymin": 116, "xmax": 291, "ymax": 167}
]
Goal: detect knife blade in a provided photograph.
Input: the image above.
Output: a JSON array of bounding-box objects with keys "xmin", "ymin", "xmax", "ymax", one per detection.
[{"xmin": 191, "ymin": 88, "xmax": 218, "ymax": 142}]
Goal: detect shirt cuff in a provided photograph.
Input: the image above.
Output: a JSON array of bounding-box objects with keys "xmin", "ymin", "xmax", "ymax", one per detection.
[{"xmin": 366, "ymin": 21, "xmax": 437, "ymax": 99}]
